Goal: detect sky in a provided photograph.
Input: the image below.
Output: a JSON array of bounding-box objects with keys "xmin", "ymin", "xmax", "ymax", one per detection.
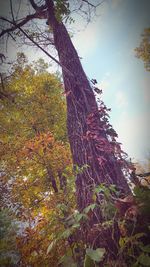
[{"xmin": 0, "ymin": 0, "xmax": 150, "ymax": 162}]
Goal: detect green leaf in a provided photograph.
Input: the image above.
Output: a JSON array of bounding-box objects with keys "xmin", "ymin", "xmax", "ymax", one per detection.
[
  {"xmin": 75, "ymin": 213, "xmax": 87, "ymax": 222},
  {"xmin": 86, "ymin": 248, "xmax": 105, "ymax": 262},
  {"xmin": 131, "ymin": 232, "xmax": 144, "ymax": 241},
  {"xmin": 47, "ymin": 239, "xmax": 57, "ymax": 254},
  {"xmin": 59, "ymin": 254, "xmax": 77, "ymax": 267},
  {"xmin": 72, "ymin": 223, "xmax": 80, "ymax": 229},
  {"xmin": 141, "ymin": 245, "xmax": 150, "ymax": 253},
  {"xmin": 138, "ymin": 253, "xmax": 150, "ymax": 266},
  {"xmin": 109, "ymin": 184, "xmax": 117, "ymax": 193},
  {"xmin": 94, "ymin": 184, "xmax": 110, "ymax": 198},
  {"xmin": 60, "ymin": 228, "xmax": 72, "ymax": 239},
  {"xmin": 83, "ymin": 203, "xmax": 97, "ymax": 214},
  {"xmin": 84, "ymin": 255, "xmax": 95, "ymax": 267},
  {"xmin": 119, "ymin": 237, "xmax": 127, "ymax": 248},
  {"xmin": 57, "ymin": 203, "xmax": 68, "ymax": 211}
]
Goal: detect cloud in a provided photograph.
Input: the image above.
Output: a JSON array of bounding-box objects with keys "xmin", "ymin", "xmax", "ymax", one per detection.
[
  {"xmin": 98, "ymin": 72, "xmax": 111, "ymax": 91},
  {"xmin": 114, "ymin": 111, "xmax": 150, "ymax": 160},
  {"xmin": 99, "ymin": 80, "xmax": 110, "ymax": 90},
  {"xmin": 72, "ymin": 1, "xmax": 110, "ymax": 57},
  {"xmin": 72, "ymin": 19, "xmax": 100, "ymax": 57},
  {"xmin": 116, "ymin": 90, "xmax": 128, "ymax": 108},
  {"xmin": 142, "ymin": 75, "xmax": 150, "ymax": 104}
]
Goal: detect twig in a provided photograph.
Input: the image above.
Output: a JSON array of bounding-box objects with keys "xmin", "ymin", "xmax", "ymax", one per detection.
[
  {"xmin": 0, "ymin": 17, "xmax": 74, "ymax": 77},
  {"xmin": 10, "ymin": 0, "xmax": 15, "ymax": 22},
  {"xmin": 0, "ymin": 11, "xmax": 47, "ymax": 38}
]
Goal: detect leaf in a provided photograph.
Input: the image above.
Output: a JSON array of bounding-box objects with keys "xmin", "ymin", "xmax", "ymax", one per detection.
[
  {"xmin": 94, "ymin": 184, "xmax": 109, "ymax": 196},
  {"xmin": 138, "ymin": 253, "xmax": 150, "ymax": 266},
  {"xmin": 83, "ymin": 203, "xmax": 97, "ymax": 214},
  {"xmin": 72, "ymin": 223, "xmax": 80, "ymax": 229},
  {"xmin": 60, "ymin": 228, "xmax": 72, "ymax": 239},
  {"xmin": 70, "ymin": 264, "xmax": 77, "ymax": 267},
  {"xmin": 59, "ymin": 254, "xmax": 77, "ymax": 267},
  {"xmin": 86, "ymin": 248, "xmax": 105, "ymax": 262},
  {"xmin": 84, "ymin": 255, "xmax": 95, "ymax": 267},
  {"xmin": 75, "ymin": 213, "xmax": 87, "ymax": 222},
  {"xmin": 75, "ymin": 213, "xmax": 83, "ymax": 222},
  {"xmin": 57, "ymin": 203, "xmax": 68, "ymax": 211},
  {"xmin": 132, "ymin": 232, "xmax": 146, "ymax": 241},
  {"xmin": 141, "ymin": 245, "xmax": 150, "ymax": 253},
  {"xmin": 109, "ymin": 184, "xmax": 117, "ymax": 193},
  {"xmin": 47, "ymin": 239, "xmax": 57, "ymax": 254},
  {"xmin": 119, "ymin": 237, "xmax": 126, "ymax": 248}
]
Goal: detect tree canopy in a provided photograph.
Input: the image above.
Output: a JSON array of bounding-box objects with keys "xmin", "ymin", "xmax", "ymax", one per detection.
[
  {"xmin": 135, "ymin": 28, "xmax": 150, "ymax": 71},
  {"xmin": 0, "ymin": 53, "xmax": 150, "ymax": 267}
]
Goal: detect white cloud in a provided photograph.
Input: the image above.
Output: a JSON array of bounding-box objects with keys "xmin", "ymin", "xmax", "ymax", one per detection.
[
  {"xmin": 98, "ymin": 80, "xmax": 110, "ymax": 90},
  {"xmin": 116, "ymin": 90, "xmax": 128, "ymax": 108},
  {"xmin": 97, "ymin": 72, "xmax": 111, "ymax": 91},
  {"xmin": 71, "ymin": 1, "xmax": 109, "ymax": 57},
  {"xmin": 142, "ymin": 75, "xmax": 150, "ymax": 104},
  {"xmin": 114, "ymin": 111, "xmax": 150, "ymax": 160},
  {"xmin": 72, "ymin": 19, "xmax": 100, "ymax": 57}
]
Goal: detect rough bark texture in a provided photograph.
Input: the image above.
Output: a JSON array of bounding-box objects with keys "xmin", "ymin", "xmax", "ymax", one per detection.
[
  {"xmin": 46, "ymin": 0, "xmax": 131, "ymax": 214},
  {"xmin": 46, "ymin": 0, "xmax": 132, "ymax": 258},
  {"xmin": 46, "ymin": 5, "xmax": 132, "ymax": 258}
]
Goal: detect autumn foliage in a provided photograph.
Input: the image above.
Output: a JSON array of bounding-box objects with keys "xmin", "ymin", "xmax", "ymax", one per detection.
[{"xmin": 0, "ymin": 55, "xmax": 150, "ymax": 267}]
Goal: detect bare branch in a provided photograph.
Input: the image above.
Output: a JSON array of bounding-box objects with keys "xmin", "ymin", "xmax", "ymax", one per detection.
[
  {"xmin": 82, "ymin": 0, "xmax": 105, "ymax": 8},
  {"xmin": 0, "ymin": 73, "xmax": 15, "ymax": 102},
  {"xmin": 0, "ymin": 53, "xmax": 6, "ymax": 63},
  {"xmin": 10, "ymin": 0, "xmax": 15, "ymax": 22},
  {"xmin": 0, "ymin": 17, "xmax": 74, "ymax": 77},
  {"xmin": 8, "ymin": 32, "xmax": 16, "ymax": 41},
  {"xmin": 82, "ymin": 0, "xmax": 96, "ymax": 8},
  {"xmin": 29, "ymin": 0, "xmax": 40, "ymax": 10},
  {"xmin": 0, "ymin": 10, "xmax": 47, "ymax": 38},
  {"xmin": 137, "ymin": 172, "xmax": 150, "ymax": 178},
  {"xmin": 15, "ymin": 0, "xmax": 21, "ymax": 20},
  {"xmin": 0, "ymin": 73, "xmax": 5, "ymax": 90},
  {"xmin": 29, "ymin": 0, "xmax": 47, "ymax": 11}
]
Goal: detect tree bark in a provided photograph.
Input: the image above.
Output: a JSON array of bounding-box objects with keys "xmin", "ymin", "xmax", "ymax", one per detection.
[{"xmin": 46, "ymin": 0, "xmax": 131, "ymax": 213}]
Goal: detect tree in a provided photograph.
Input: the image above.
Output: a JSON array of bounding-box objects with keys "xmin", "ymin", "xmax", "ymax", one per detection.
[
  {"xmin": 135, "ymin": 28, "xmax": 150, "ymax": 71},
  {"xmin": 0, "ymin": 57, "xmax": 75, "ymax": 266},
  {"xmin": 0, "ymin": 54, "xmax": 71, "ymax": 194},
  {"xmin": 0, "ymin": 0, "xmax": 133, "ymax": 259},
  {"xmin": 0, "ymin": 209, "xmax": 20, "ymax": 266},
  {"xmin": 135, "ymin": 159, "xmax": 150, "ymax": 187}
]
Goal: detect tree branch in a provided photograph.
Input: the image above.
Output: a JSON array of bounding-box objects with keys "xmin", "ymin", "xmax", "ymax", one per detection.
[
  {"xmin": 10, "ymin": 0, "xmax": 15, "ymax": 22},
  {"xmin": 82, "ymin": 0, "xmax": 96, "ymax": 7},
  {"xmin": 82, "ymin": 0, "xmax": 105, "ymax": 8},
  {"xmin": 137, "ymin": 172, "xmax": 150, "ymax": 178},
  {"xmin": 0, "ymin": 10, "xmax": 47, "ymax": 38},
  {"xmin": 0, "ymin": 73, "xmax": 15, "ymax": 102},
  {"xmin": 0, "ymin": 53, "xmax": 6, "ymax": 63},
  {"xmin": 0, "ymin": 17, "xmax": 74, "ymax": 77},
  {"xmin": 29, "ymin": 0, "xmax": 47, "ymax": 11},
  {"xmin": 0, "ymin": 73, "xmax": 5, "ymax": 91}
]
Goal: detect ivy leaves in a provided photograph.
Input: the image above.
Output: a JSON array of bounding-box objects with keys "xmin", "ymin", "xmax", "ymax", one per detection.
[{"xmin": 84, "ymin": 248, "xmax": 105, "ymax": 267}]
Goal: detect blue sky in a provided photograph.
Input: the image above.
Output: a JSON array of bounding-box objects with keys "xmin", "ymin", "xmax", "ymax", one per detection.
[
  {"xmin": 72, "ymin": 0, "xmax": 150, "ymax": 162},
  {"xmin": 0, "ymin": 0, "xmax": 150, "ymax": 162}
]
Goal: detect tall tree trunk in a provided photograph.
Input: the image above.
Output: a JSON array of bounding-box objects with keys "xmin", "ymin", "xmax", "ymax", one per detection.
[
  {"xmin": 46, "ymin": 1, "xmax": 132, "ymax": 258},
  {"xmin": 46, "ymin": 0, "xmax": 131, "ymax": 213}
]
